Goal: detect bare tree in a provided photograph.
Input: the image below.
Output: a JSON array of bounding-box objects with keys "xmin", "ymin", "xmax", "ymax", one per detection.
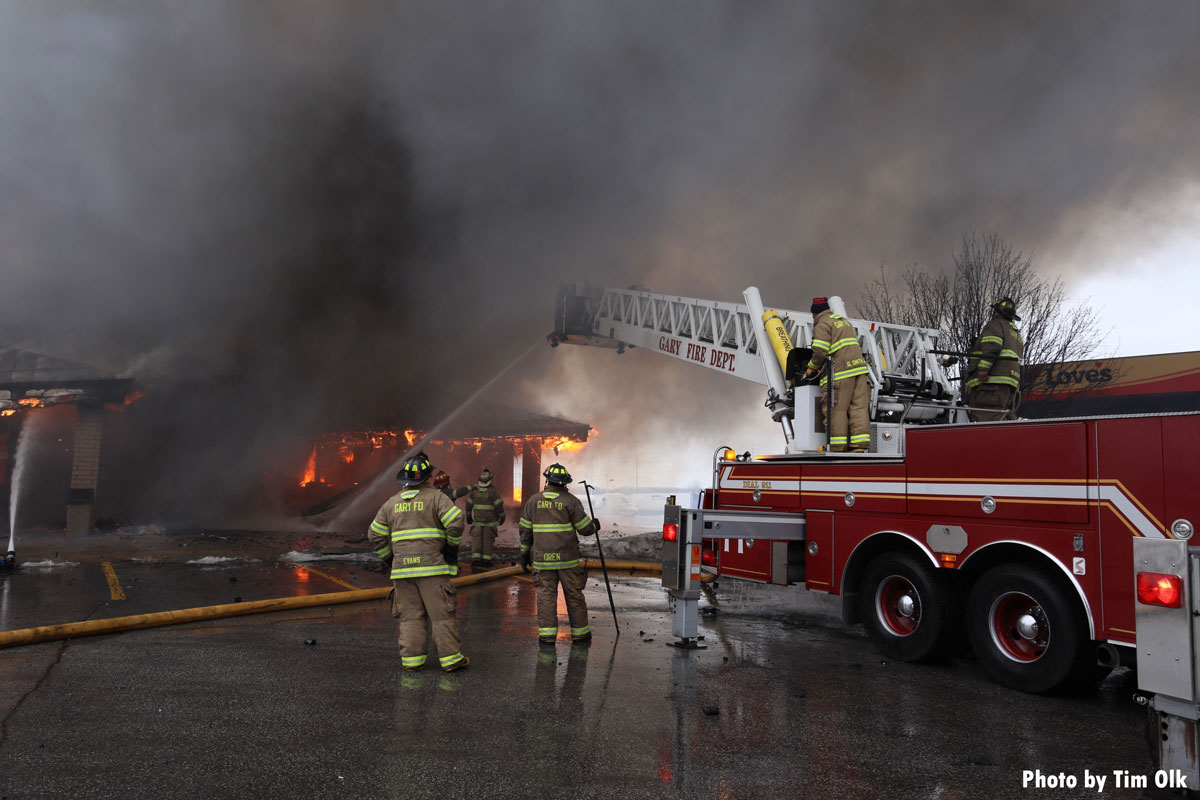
[{"xmin": 858, "ymin": 231, "xmax": 1105, "ymax": 370}]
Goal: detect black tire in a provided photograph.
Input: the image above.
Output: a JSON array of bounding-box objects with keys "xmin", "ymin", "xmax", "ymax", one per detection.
[
  {"xmin": 967, "ymin": 563, "xmax": 1090, "ymax": 693},
  {"xmin": 859, "ymin": 552, "xmax": 959, "ymax": 662}
]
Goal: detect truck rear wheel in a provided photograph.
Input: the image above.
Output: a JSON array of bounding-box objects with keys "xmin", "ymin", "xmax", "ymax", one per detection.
[
  {"xmin": 967, "ymin": 564, "xmax": 1089, "ymax": 693},
  {"xmin": 860, "ymin": 552, "xmax": 958, "ymax": 662}
]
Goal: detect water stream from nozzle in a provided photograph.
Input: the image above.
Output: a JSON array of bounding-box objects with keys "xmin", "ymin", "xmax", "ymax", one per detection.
[
  {"xmin": 326, "ymin": 341, "xmax": 542, "ymax": 531},
  {"xmin": 7, "ymin": 412, "xmax": 39, "ymax": 564}
]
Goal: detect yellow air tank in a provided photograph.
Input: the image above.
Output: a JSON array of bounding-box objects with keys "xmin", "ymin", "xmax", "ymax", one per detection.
[{"xmin": 761, "ymin": 310, "xmax": 794, "ymax": 374}]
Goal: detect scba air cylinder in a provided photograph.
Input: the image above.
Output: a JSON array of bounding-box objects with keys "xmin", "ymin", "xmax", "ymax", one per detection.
[{"xmin": 760, "ymin": 310, "xmax": 794, "ymax": 375}]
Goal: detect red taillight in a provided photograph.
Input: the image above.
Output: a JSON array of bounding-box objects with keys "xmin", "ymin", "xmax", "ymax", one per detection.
[
  {"xmin": 1137, "ymin": 572, "xmax": 1183, "ymax": 608},
  {"xmin": 663, "ymin": 523, "xmax": 678, "ymax": 542},
  {"xmin": 701, "ymin": 548, "xmax": 716, "ymax": 567}
]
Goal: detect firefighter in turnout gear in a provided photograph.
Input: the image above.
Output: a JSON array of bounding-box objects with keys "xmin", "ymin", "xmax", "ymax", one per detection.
[
  {"xmin": 803, "ymin": 297, "xmax": 870, "ymax": 452},
  {"xmin": 465, "ymin": 468, "xmax": 504, "ymax": 570},
  {"xmin": 965, "ymin": 297, "xmax": 1024, "ymax": 421},
  {"xmin": 367, "ymin": 452, "xmax": 469, "ymax": 672},
  {"xmin": 519, "ymin": 463, "xmax": 597, "ymax": 645},
  {"xmin": 433, "ymin": 470, "xmax": 470, "ymax": 502}
]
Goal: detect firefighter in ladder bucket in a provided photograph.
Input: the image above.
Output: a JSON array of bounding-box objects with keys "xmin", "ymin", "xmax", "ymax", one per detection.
[
  {"xmin": 965, "ymin": 297, "xmax": 1024, "ymax": 421},
  {"xmin": 368, "ymin": 452, "xmax": 469, "ymax": 673},
  {"xmin": 519, "ymin": 463, "xmax": 598, "ymax": 645},
  {"xmin": 466, "ymin": 468, "xmax": 504, "ymax": 570},
  {"xmin": 803, "ymin": 297, "xmax": 871, "ymax": 452}
]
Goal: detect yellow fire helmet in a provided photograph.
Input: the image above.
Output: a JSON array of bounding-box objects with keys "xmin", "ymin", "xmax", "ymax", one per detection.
[
  {"xmin": 397, "ymin": 452, "xmax": 433, "ymax": 486},
  {"xmin": 543, "ymin": 463, "xmax": 572, "ymax": 486}
]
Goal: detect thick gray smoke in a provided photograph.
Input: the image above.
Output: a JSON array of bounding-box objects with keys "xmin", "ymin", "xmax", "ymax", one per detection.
[{"xmin": 1, "ymin": 1, "xmax": 1198, "ymax": 524}]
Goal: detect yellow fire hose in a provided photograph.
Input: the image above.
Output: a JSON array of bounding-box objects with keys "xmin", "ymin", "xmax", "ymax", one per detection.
[{"xmin": 0, "ymin": 559, "xmax": 664, "ymax": 650}]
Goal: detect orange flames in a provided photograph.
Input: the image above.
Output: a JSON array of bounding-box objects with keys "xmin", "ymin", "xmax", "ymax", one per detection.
[
  {"xmin": 296, "ymin": 430, "xmax": 400, "ymax": 487},
  {"xmin": 429, "ymin": 434, "xmax": 590, "ymax": 455},
  {"xmin": 293, "ymin": 428, "xmax": 594, "ymax": 490},
  {"xmin": 301, "ymin": 447, "xmax": 317, "ymax": 487},
  {"xmin": 542, "ymin": 435, "xmax": 588, "ymax": 455},
  {"xmin": 428, "ymin": 438, "xmax": 485, "ymax": 453},
  {"xmin": 7, "ymin": 397, "xmax": 59, "ymax": 412},
  {"xmin": 105, "ymin": 390, "xmax": 147, "ymax": 412}
]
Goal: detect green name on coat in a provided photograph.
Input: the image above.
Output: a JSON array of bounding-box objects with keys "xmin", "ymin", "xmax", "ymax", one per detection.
[
  {"xmin": 393, "ymin": 501, "xmax": 425, "ymax": 513},
  {"xmin": 537, "ymin": 500, "xmax": 564, "ymax": 510}
]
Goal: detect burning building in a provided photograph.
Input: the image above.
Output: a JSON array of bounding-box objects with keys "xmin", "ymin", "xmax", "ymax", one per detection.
[
  {"xmin": 1, "ymin": 348, "xmax": 133, "ymax": 533},
  {"xmin": 0, "ymin": 342, "xmax": 589, "ymax": 535},
  {"xmin": 285, "ymin": 403, "xmax": 591, "ymax": 524}
]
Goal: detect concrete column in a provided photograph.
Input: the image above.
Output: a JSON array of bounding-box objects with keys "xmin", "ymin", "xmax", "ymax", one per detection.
[{"xmin": 66, "ymin": 405, "xmax": 104, "ymax": 534}]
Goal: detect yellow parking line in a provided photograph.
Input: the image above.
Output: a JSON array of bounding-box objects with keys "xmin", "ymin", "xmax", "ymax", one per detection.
[
  {"xmin": 287, "ymin": 562, "xmax": 359, "ymax": 590},
  {"xmin": 101, "ymin": 562, "xmax": 126, "ymax": 601}
]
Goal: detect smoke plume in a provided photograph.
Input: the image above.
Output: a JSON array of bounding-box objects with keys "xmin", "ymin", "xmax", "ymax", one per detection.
[{"xmin": 1, "ymin": 1, "xmax": 1197, "ymax": 524}]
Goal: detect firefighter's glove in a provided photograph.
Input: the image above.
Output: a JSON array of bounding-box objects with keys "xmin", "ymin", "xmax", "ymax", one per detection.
[
  {"xmin": 802, "ymin": 368, "xmax": 819, "ymax": 384},
  {"xmin": 466, "ymin": 514, "xmax": 474, "ymax": 525},
  {"xmin": 520, "ymin": 551, "xmax": 532, "ymax": 573},
  {"xmin": 498, "ymin": 516, "xmax": 506, "ymax": 526},
  {"xmin": 977, "ymin": 372, "xmax": 989, "ymax": 384},
  {"xmin": 379, "ymin": 555, "xmax": 393, "ymax": 575},
  {"xmin": 590, "ymin": 518, "xmax": 601, "ymax": 534},
  {"xmin": 441, "ymin": 545, "xmax": 459, "ymax": 566}
]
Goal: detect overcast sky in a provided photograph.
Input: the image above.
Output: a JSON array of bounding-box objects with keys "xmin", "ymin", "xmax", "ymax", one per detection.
[
  {"xmin": 1067, "ymin": 226, "xmax": 1200, "ymax": 357},
  {"xmin": 2, "ymin": 1, "xmax": 1199, "ymax": 517}
]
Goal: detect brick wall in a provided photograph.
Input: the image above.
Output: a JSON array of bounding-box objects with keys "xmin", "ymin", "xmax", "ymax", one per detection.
[{"xmin": 66, "ymin": 405, "xmax": 104, "ymax": 533}]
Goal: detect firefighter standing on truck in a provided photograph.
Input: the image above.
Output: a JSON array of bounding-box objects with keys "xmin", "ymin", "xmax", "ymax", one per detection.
[
  {"xmin": 804, "ymin": 297, "xmax": 870, "ymax": 452},
  {"xmin": 965, "ymin": 297, "xmax": 1024, "ymax": 421},
  {"xmin": 368, "ymin": 452, "xmax": 469, "ymax": 673},
  {"xmin": 519, "ymin": 463, "xmax": 597, "ymax": 645},
  {"xmin": 466, "ymin": 468, "xmax": 504, "ymax": 570}
]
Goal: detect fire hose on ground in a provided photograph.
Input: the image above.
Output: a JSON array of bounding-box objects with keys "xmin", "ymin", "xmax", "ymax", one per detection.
[{"xmin": 0, "ymin": 558, "xmax": 677, "ymax": 650}]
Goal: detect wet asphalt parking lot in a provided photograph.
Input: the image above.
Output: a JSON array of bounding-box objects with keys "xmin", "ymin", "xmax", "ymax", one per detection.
[{"xmin": 0, "ymin": 530, "xmax": 1171, "ymax": 800}]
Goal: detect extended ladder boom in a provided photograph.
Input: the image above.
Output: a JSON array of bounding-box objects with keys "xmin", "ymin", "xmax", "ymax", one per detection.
[
  {"xmin": 549, "ymin": 282, "xmax": 964, "ymax": 451},
  {"xmin": 552, "ymin": 285, "xmax": 774, "ymax": 383}
]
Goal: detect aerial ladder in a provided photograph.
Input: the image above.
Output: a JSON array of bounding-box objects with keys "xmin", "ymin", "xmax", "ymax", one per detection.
[{"xmin": 549, "ymin": 281, "xmax": 966, "ymax": 455}]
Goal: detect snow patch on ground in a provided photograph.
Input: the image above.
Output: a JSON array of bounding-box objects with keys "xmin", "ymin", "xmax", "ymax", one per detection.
[
  {"xmin": 282, "ymin": 550, "xmax": 377, "ymax": 565},
  {"xmin": 185, "ymin": 556, "xmax": 261, "ymax": 566},
  {"xmin": 580, "ymin": 531, "xmax": 662, "ymax": 562},
  {"xmin": 19, "ymin": 559, "xmax": 79, "ymax": 569},
  {"xmin": 119, "ymin": 524, "xmax": 168, "ymax": 536}
]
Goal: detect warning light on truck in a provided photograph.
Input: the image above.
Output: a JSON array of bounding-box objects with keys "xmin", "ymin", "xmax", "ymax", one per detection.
[{"xmin": 1136, "ymin": 572, "xmax": 1183, "ymax": 608}]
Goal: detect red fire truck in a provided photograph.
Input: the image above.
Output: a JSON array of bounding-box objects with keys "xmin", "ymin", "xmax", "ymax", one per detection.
[{"xmin": 550, "ymin": 283, "xmax": 1198, "ymax": 698}]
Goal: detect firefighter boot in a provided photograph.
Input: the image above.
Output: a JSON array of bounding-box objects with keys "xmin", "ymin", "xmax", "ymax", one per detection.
[
  {"xmin": 443, "ymin": 655, "xmax": 470, "ymax": 673},
  {"xmin": 471, "ymin": 558, "xmax": 482, "ymax": 570}
]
